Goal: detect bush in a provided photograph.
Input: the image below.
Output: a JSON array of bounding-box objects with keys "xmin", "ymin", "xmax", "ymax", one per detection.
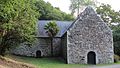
[
  {"xmin": 114, "ymin": 42, "xmax": 120, "ymax": 56},
  {"xmin": 114, "ymin": 54, "xmax": 120, "ymax": 63},
  {"xmin": 113, "ymin": 29, "xmax": 120, "ymax": 56}
]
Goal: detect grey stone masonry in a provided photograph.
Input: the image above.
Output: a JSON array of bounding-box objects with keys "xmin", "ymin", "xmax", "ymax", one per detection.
[
  {"xmin": 67, "ymin": 6, "xmax": 114, "ymax": 64},
  {"xmin": 11, "ymin": 38, "xmax": 61, "ymax": 57}
]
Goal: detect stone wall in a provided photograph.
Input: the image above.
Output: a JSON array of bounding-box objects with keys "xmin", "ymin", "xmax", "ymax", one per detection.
[
  {"xmin": 34, "ymin": 38, "xmax": 51, "ymax": 56},
  {"xmin": 53, "ymin": 38, "xmax": 61, "ymax": 56},
  {"xmin": 11, "ymin": 37, "xmax": 61, "ymax": 57},
  {"xmin": 67, "ymin": 7, "xmax": 114, "ymax": 64},
  {"xmin": 11, "ymin": 43, "xmax": 34, "ymax": 56},
  {"xmin": 61, "ymin": 32, "xmax": 67, "ymax": 62}
]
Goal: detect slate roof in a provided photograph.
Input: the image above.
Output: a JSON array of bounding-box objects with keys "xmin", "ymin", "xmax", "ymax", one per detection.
[{"xmin": 37, "ymin": 20, "xmax": 73, "ymax": 37}]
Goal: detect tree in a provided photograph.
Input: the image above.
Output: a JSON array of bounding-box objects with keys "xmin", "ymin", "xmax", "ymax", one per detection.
[
  {"xmin": 0, "ymin": 0, "xmax": 39, "ymax": 56},
  {"xmin": 96, "ymin": 4, "xmax": 120, "ymax": 26},
  {"xmin": 113, "ymin": 26, "xmax": 120, "ymax": 56},
  {"xmin": 44, "ymin": 21, "xmax": 59, "ymax": 56},
  {"xmin": 62, "ymin": 12, "xmax": 75, "ymax": 21},
  {"xmin": 69, "ymin": 0, "xmax": 96, "ymax": 15},
  {"xmin": 35, "ymin": 0, "xmax": 74, "ymax": 21}
]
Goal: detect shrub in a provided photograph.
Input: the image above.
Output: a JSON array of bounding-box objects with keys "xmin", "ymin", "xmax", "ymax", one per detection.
[
  {"xmin": 114, "ymin": 54, "xmax": 120, "ymax": 63},
  {"xmin": 113, "ymin": 29, "xmax": 120, "ymax": 56}
]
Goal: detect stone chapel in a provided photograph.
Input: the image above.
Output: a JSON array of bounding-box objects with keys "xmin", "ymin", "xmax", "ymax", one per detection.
[{"xmin": 12, "ymin": 7, "xmax": 114, "ymax": 64}]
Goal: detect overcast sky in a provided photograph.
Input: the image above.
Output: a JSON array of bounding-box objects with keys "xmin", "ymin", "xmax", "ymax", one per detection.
[{"xmin": 44, "ymin": 0, "xmax": 120, "ymax": 14}]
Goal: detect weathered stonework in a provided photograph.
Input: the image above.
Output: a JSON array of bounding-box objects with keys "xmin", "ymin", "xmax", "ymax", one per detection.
[
  {"xmin": 67, "ymin": 6, "xmax": 114, "ymax": 64},
  {"xmin": 12, "ymin": 38, "xmax": 61, "ymax": 57},
  {"xmin": 11, "ymin": 43, "xmax": 34, "ymax": 56}
]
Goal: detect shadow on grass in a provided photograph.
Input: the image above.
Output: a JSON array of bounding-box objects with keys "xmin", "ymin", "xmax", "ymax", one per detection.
[
  {"xmin": 7, "ymin": 55, "xmax": 89, "ymax": 68},
  {"xmin": 10, "ymin": 55, "xmax": 65, "ymax": 64},
  {"xmin": 9, "ymin": 55, "xmax": 120, "ymax": 68}
]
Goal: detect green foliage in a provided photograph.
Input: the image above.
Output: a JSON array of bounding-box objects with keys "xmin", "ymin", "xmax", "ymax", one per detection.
[
  {"xmin": 62, "ymin": 13, "xmax": 75, "ymax": 21},
  {"xmin": 114, "ymin": 55, "xmax": 120, "ymax": 63},
  {"xmin": 0, "ymin": 0, "xmax": 39, "ymax": 56},
  {"xmin": 113, "ymin": 27, "xmax": 120, "ymax": 56},
  {"xmin": 96, "ymin": 4, "xmax": 120, "ymax": 26},
  {"xmin": 44, "ymin": 21, "xmax": 59, "ymax": 37},
  {"xmin": 113, "ymin": 27, "xmax": 120, "ymax": 42},
  {"xmin": 69, "ymin": 0, "xmax": 96, "ymax": 15},
  {"xmin": 35, "ymin": 0, "xmax": 74, "ymax": 21}
]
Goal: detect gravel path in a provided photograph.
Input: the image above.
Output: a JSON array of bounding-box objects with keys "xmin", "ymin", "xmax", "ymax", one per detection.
[{"xmin": 88, "ymin": 64, "xmax": 120, "ymax": 68}]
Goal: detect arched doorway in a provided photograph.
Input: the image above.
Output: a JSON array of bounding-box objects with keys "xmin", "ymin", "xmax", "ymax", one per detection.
[
  {"xmin": 36, "ymin": 50, "xmax": 41, "ymax": 58},
  {"xmin": 87, "ymin": 51, "xmax": 96, "ymax": 64}
]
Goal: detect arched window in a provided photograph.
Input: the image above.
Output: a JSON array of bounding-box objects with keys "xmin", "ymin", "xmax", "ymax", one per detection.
[
  {"xmin": 87, "ymin": 51, "xmax": 96, "ymax": 64},
  {"xmin": 36, "ymin": 50, "xmax": 42, "ymax": 58}
]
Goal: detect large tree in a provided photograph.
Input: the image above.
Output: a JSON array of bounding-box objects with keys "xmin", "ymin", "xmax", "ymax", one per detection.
[
  {"xmin": 44, "ymin": 21, "xmax": 59, "ymax": 56},
  {"xmin": 0, "ymin": 0, "xmax": 39, "ymax": 56},
  {"xmin": 69, "ymin": 0, "xmax": 96, "ymax": 15},
  {"xmin": 96, "ymin": 4, "xmax": 120, "ymax": 56},
  {"xmin": 96, "ymin": 4, "xmax": 120, "ymax": 26}
]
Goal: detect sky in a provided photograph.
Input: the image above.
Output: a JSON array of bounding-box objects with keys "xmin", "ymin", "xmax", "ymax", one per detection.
[{"xmin": 44, "ymin": 0, "xmax": 120, "ymax": 14}]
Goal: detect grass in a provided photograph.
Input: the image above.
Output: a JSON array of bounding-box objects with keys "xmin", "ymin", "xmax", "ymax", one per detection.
[
  {"xmin": 7, "ymin": 55, "xmax": 89, "ymax": 68},
  {"xmin": 7, "ymin": 55, "xmax": 120, "ymax": 68},
  {"xmin": 115, "ymin": 61, "xmax": 120, "ymax": 64}
]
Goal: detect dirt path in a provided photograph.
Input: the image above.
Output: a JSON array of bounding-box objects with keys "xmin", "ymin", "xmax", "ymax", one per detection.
[
  {"xmin": 88, "ymin": 64, "xmax": 120, "ymax": 68},
  {"xmin": 0, "ymin": 65, "xmax": 8, "ymax": 68},
  {"xmin": 0, "ymin": 56, "xmax": 36, "ymax": 68}
]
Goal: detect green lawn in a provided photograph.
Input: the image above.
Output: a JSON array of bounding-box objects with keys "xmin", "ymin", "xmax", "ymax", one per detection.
[
  {"xmin": 115, "ymin": 61, "xmax": 120, "ymax": 64},
  {"xmin": 7, "ymin": 55, "xmax": 120, "ymax": 68},
  {"xmin": 7, "ymin": 55, "xmax": 89, "ymax": 68}
]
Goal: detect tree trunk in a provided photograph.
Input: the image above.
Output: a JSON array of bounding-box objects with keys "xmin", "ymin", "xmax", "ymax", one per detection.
[
  {"xmin": 51, "ymin": 38, "xmax": 53, "ymax": 56},
  {"xmin": 77, "ymin": 8, "xmax": 79, "ymax": 16},
  {"xmin": 0, "ymin": 46, "xmax": 6, "ymax": 56},
  {"xmin": 77, "ymin": 0, "xmax": 80, "ymax": 16},
  {"xmin": 0, "ymin": 35, "xmax": 7, "ymax": 56},
  {"xmin": 0, "ymin": 40, "xmax": 6, "ymax": 56}
]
